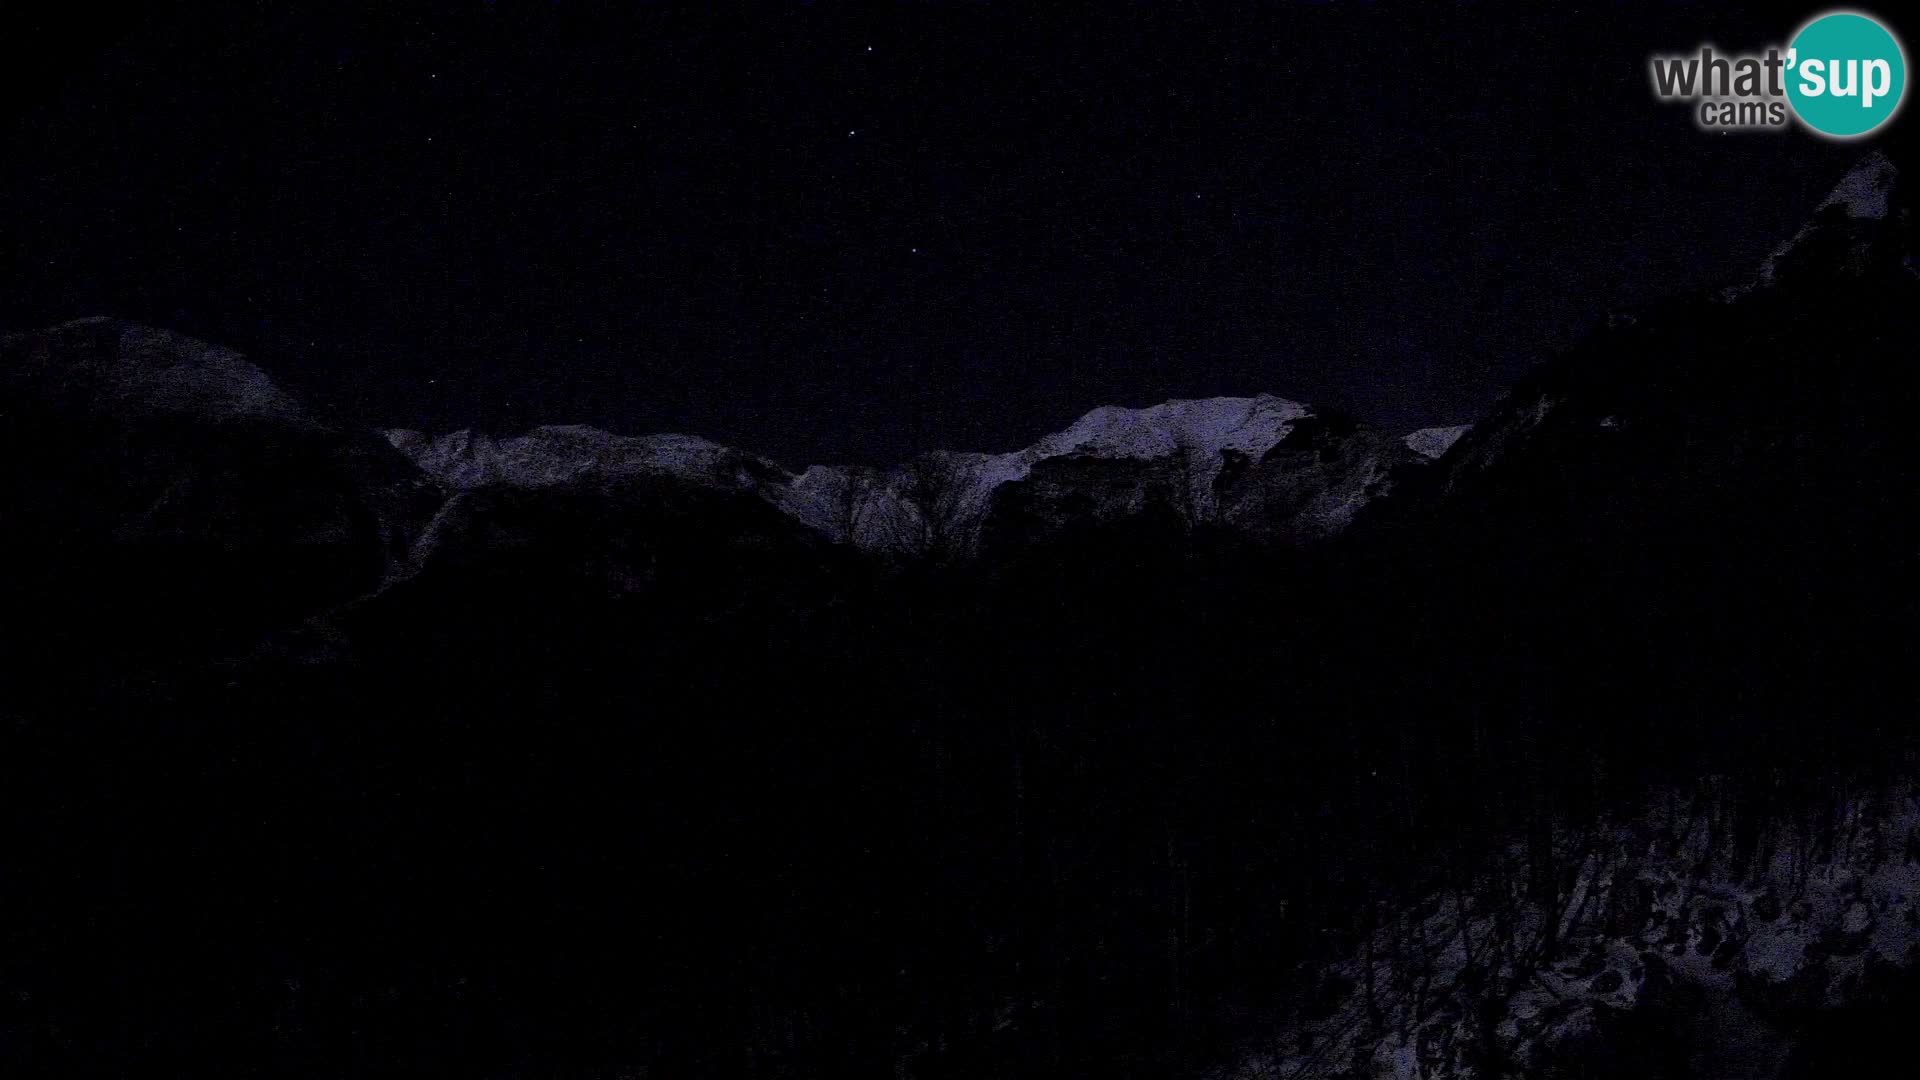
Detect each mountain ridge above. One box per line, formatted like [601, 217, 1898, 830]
[384, 393, 1461, 557]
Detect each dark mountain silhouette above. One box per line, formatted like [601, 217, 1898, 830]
[2, 151, 1917, 1078]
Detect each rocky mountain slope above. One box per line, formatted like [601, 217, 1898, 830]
[1201, 148, 1920, 1080]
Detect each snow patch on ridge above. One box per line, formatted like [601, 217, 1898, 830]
[1745, 152, 1901, 291]
[1404, 425, 1471, 460]
[1816, 150, 1897, 221]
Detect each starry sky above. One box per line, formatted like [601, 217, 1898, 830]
[0, 1, 1868, 464]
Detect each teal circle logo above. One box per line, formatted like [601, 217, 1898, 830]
[1786, 12, 1906, 138]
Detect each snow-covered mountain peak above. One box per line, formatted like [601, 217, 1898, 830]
[1032, 393, 1310, 463]
[893, 394, 1317, 547]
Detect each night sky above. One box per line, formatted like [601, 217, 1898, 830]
[0, 2, 1866, 464]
